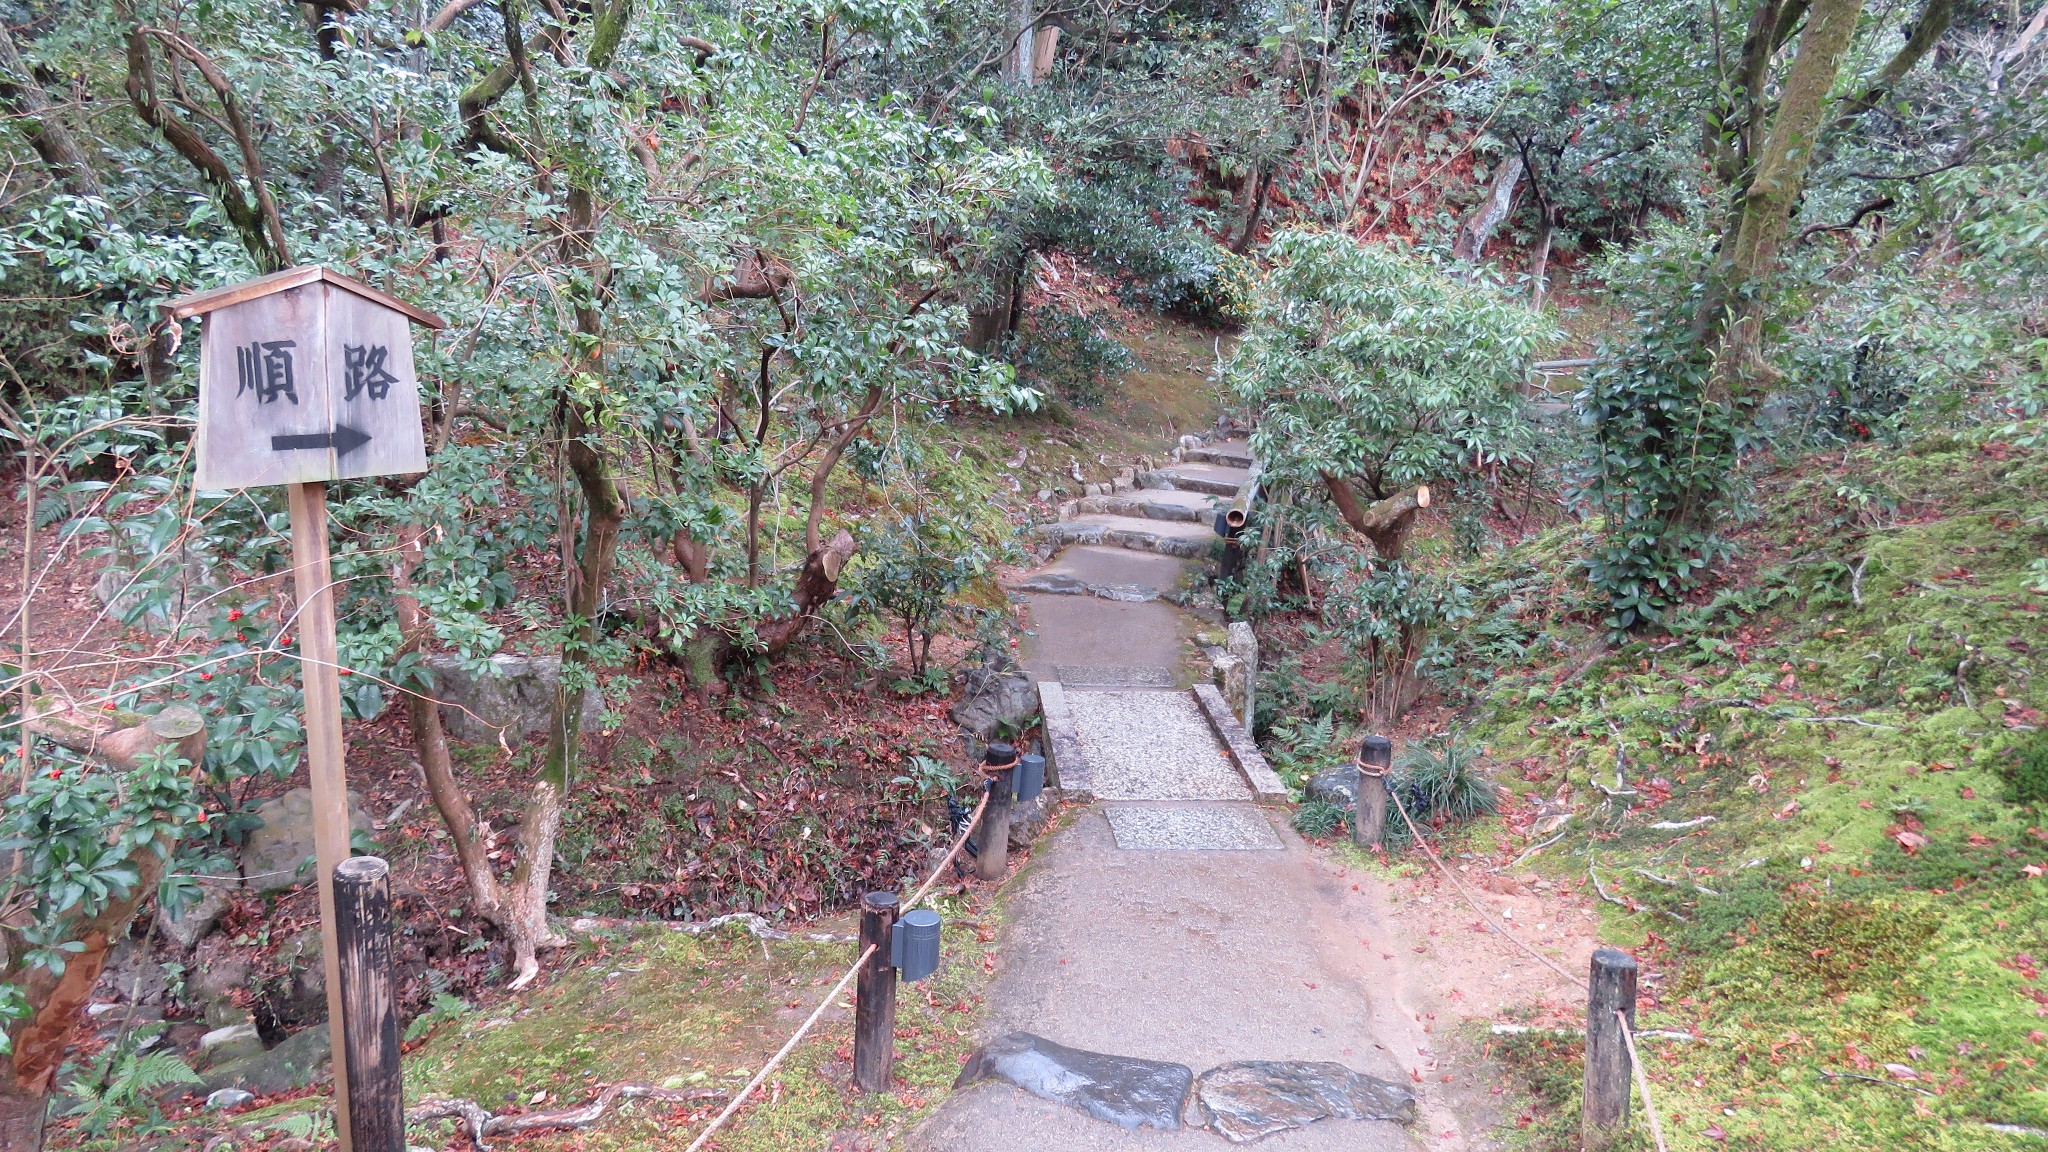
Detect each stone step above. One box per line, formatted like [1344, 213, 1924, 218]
[1183, 441, 1254, 469]
[1063, 488, 1221, 525]
[1138, 461, 1251, 498]
[1032, 514, 1219, 559]
[1011, 572, 1162, 602]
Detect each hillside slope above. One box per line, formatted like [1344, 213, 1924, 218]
[1467, 429, 2048, 1149]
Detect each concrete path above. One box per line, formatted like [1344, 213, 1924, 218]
[906, 441, 1433, 1151]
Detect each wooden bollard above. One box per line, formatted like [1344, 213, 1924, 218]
[1582, 947, 1639, 1150]
[1353, 735, 1391, 850]
[975, 744, 1017, 882]
[852, 891, 900, 1093]
[334, 857, 403, 1152]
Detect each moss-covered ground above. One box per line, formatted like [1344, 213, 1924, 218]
[395, 891, 1001, 1151]
[1457, 427, 2048, 1150]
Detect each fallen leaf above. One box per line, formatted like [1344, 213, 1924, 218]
[1894, 831, 1928, 853]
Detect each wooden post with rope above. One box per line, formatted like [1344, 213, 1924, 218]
[1354, 734, 1391, 850]
[975, 743, 1017, 881]
[1583, 947, 1639, 1150]
[852, 892, 900, 1093]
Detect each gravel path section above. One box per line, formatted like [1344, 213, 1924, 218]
[1066, 690, 1251, 801]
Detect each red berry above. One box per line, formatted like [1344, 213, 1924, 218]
[227, 609, 242, 622]
[47, 768, 61, 779]
[199, 673, 213, 681]
[235, 633, 247, 642]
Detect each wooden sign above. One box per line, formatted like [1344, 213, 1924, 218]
[168, 266, 446, 490]
[164, 267, 444, 1152]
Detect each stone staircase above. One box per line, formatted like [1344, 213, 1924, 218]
[1030, 436, 1255, 564]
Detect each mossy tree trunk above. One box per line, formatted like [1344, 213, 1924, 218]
[1697, 0, 1869, 396]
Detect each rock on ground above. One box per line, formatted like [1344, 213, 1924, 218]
[195, 1023, 265, 1071]
[1193, 1060, 1416, 1143]
[240, 787, 372, 892]
[93, 549, 217, 636]
[423, 652, 604, 743]
[1006, 786, 1062, 851]
[270, 926, 330, 1028]
[195, 1025, 332, 1096]
[156, 881, 235, 953]
[950, 667, 1041, 740]
[1305, 765, 1360, 808]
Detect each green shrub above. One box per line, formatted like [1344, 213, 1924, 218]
[1293, 799, 1350, 838]
[1387, 731, 1500, 842]
[1012, 308, 1135, 408]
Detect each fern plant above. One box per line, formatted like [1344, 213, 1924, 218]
[61, 1026, 199, 1138]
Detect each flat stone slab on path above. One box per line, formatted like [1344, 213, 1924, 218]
[1104, 804, 1282, 850]
[1067, 690, 1250, 801]
[955, 1031, 1194, 1131]
[1194, 1060, 1417, 1142]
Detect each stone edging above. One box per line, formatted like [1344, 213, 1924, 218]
[1037, 681, 1092, 799]
[1191, 683, 1289, 802]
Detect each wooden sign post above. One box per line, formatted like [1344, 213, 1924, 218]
[168, 267, 444, 1152]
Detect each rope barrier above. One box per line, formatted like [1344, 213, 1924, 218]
[905, 789, 990, 912]
[1387, 788, 1587, 990]
[679, 943, 875, 1152]
[1617, 1009, 1672, 1152]
[677, 784, 994, 1150]
[1387, 788, 1677, 1149]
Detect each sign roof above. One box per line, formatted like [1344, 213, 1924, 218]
[165, 265, 448, 330]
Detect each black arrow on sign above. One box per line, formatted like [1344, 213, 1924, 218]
[270, 424, 372, 458]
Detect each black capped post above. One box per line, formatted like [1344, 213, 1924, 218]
[334, 856, 403, 1152]
[853, 891, 901, 1093]
[1582, 947, 1639, 1150]
[1354, 734, 1392, 849]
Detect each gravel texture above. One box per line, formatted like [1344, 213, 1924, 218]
[1055, 665, 1177, 688]
[1065, 690, 1250, 801]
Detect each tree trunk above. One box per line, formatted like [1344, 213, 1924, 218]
[503, 387, 624, 989]
[0, 1078, 47, 1152]
[1528, 204, 1557, 308]
[2, 818, 183, 1152]
[756, 529, 857, 656]
[1836, 0, 1951, 124]
[1234, 167, 1272, 255]
[1699, 0, 1868, 395]
[392, 531, 507, 932]
[1452, 155, 1524, 263]
[1322, 477, 1431, 560]
[489, 0, 637, 991]
[0, 24, 105, 199]
[1005, 0, 1034, 84]
[3, 702, 199, 1150]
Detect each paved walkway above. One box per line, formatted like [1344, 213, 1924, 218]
[905, 443, 1436, 1150]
